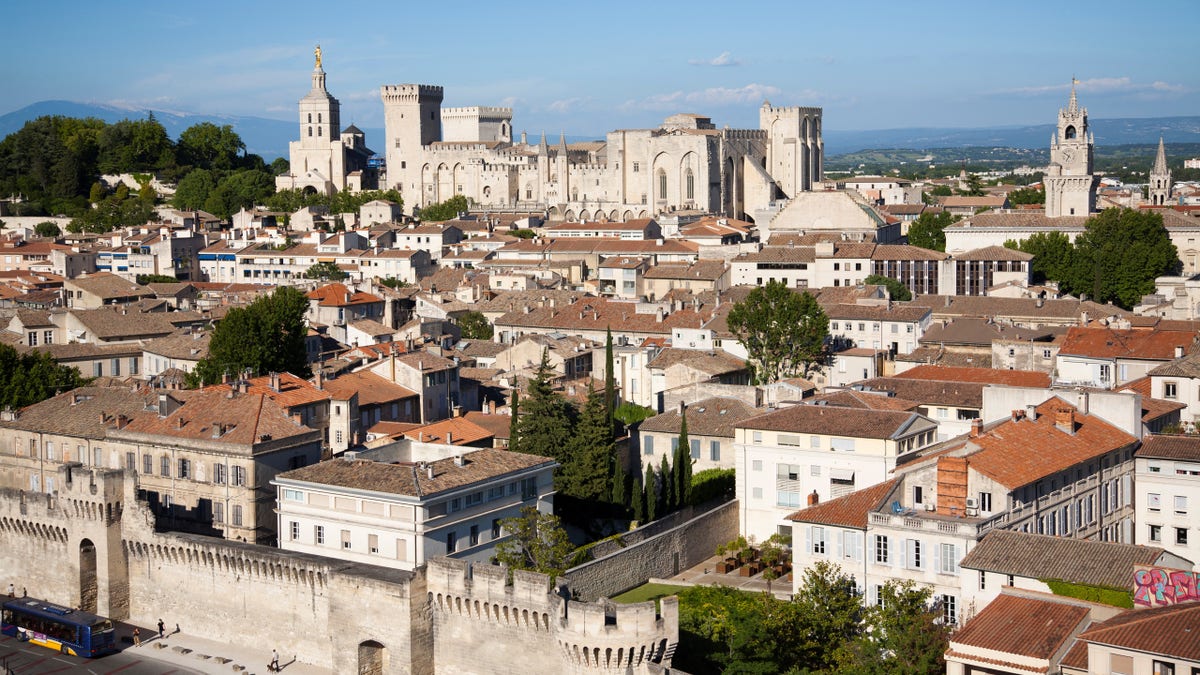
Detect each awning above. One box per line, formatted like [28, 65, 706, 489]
[830, 468, 855, 482]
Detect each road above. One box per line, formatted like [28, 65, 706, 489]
[0, 632, 201, 675]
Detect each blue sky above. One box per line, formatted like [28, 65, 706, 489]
[4, 0, 1196, 136]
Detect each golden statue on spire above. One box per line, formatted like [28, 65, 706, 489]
[314, 44, 322, 69]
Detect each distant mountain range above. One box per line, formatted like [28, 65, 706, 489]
[4, 100, 1200, 159]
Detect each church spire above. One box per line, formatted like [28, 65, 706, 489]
[311, 44, 327, 92]
[1067, 77, 1079, 115]
[1153, 136, 1168, 175]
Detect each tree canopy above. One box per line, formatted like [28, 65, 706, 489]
[510, 349, 575, 463]
[906, 210, 960, 252]
[727, 282, 829, 384]
[457, 311, 493, 340]
[304, 261, 348, 282]
[1005, 230, 1074, 286]
[0, 344, 88, 409]
[493, 506, 576, 578]
[1007, 186, 1045, 205]
[417, 194, 469, 221]
[862, 274, 912, 301]
[189, 286, 311, 386]
[1068, 208, 1179, 309]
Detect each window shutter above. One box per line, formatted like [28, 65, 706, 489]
[869, 535, 876, 562]
[853, 533, 863, 562]
[835, 530, 843, 559]
[933, 542, 940, 573]
[805, 526, 812, 554]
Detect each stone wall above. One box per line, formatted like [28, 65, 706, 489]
[564, 500, 739, 601]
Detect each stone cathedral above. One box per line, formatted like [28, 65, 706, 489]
[276, 47, 824, 221]
[1044, 80, 1099, 218]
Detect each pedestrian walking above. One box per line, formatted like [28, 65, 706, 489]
[269, 648, 280, 672]
[157, 619, 165, 639]
[5, 583, 12, 597]
[133, 628, 141, 647]
[175, 623, 180, 635]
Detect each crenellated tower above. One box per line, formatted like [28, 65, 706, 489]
[759, 102, 823, 198]
[381, 83, 445, 212]
[1045, 79, 1098, 217]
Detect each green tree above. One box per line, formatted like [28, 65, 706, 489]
[609, 459, 628, 507]
[177, 122, 245, 170]
[511, 349, 575, 464]
[862, 274, 912, 301]
[418, 194, 469, 221]
[957, 173, 984, 196]
[791, 560, 864, 671]
[644, 462, 658, 522]
[604, 327, 617, 437]
[493, 506, 575, 577]
[673, 408, 692, 507]
[270, 157, 291, 176]
[0, 344, 88, 409]
[136, 274, 179, 285]
[189, 286, 310, 386]
[304, 261, 348, 281]
[1007, 186, 1045, 205]
[561, 382, 613, 503]
[660, 454, 674, 512]
[906, 210, 959, 252]
[34, 221, 61, 238]
[1066, 208, 1180, 309]
[172, 168, 217, 210]
[457, 310, 493, 340]
[379, 277, 410, 289]
[1005, 230, 1074, 285]
[630, 469, 645, 521]
[928, 185, 953, 197]
[727, 282, 829, 384]
[674, 585, 762, 674]
[833, 580, 951, 675]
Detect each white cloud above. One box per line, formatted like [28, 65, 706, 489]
[689, 51, 741, 67]
[622, 84, 783, 111]
[999, 77, 1190, 96]
[547, 97, 586, 114]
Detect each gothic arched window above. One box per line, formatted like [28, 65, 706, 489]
[685, 169, 694, 201]
[658, 169, 667, 200]
[307, 127, 312, 137]
[1064, 125, 1077, 140]
[307, 113, 312, 123]
[318, 113, 322, 123]
[318, 127, 322, 137]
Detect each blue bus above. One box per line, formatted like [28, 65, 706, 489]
[1, 597, 115, 657]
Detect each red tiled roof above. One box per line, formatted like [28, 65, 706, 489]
[1057, 327, 1197, 360]
[894, 365, 1050, 388]
[306, 283, 382, 307]
[403, 417, 494, 445]
[1077, 603, 1200, 661]
[786, 479, 898, 529]
[949, 593, 1089, 660]
[1137, 433, 1200, 461]
[1117, 377, 1186, 423]
[204, 372, 330, 409]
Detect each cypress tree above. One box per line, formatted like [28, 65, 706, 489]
[660, 454, 674, 513]
[605, 327, 617, 436]
[644, 462, 657, 522]
[631, 469, 645, 522]
[508, 389, 520, 450]
[512, 348, 574, 464]
[563, 381, 613, 502]
[675, 407, 692, 507]
[609, 456, 627, 506]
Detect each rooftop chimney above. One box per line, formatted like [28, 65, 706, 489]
[1055, 408, 1076, 435]
[1176, 345, 1185, 359]
[1025, 404, 1037, 421]
[969, 418, 983, 438]
[427, 465, 435, 479]
[807, 490, 820, 506]
[446, 431, 454, 445]
[454, 454, 465, 467]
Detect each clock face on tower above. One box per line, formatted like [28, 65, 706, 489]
[1061, 147, 1075, 164]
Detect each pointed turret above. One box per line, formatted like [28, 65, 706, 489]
[1153, 137, 1169, 175]
[1067, 77, 1079, 115]
[559, 131, 568, 150]
[538, 130, 548, 155]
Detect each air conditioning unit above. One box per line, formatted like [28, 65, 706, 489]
[965, 507, 979, 517]
[965, 498, 979, 509]
[924, 503, 936, 512]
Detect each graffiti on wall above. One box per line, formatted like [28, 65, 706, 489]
[1133, 566, 1199, 607]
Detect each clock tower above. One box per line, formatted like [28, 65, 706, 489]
[1044, 80, 1098, 218]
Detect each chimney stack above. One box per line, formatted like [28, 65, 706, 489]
[807, 490, 820, 506]
[969, 418, 983, 438]
[1175, 345, 1185, 359]
[1055, 409, 1076, 434]
[1025, 404, 1038, 421]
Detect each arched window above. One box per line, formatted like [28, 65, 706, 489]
[685, 169, 694, 200]
[307, 127, 312, 137]
[658, 169, 667, 200]
[1065, 125, 1077, 140]
[307, 113, 312, 123]
[318, 127, 322, 137]
[318, 113, 322, 123]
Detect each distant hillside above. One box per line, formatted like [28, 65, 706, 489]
[4, 100, 1200, 161]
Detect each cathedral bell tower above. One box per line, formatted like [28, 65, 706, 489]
[299, 44, 340, 149]
[1149, 137, 1173, 206]
[1044, 79, 1098, 218]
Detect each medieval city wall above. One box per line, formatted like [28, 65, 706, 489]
[426, 558, 677, 674]
[564, 499, 739, 601]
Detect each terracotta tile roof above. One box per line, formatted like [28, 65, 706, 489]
[142, 330, 211, 360]
[30, 342, 142, 360]
[953, 211, 1088, 230]
[402, 417, 494, 446]
[1116, 377, 1186, 423]
[639, 397, 759, 437]
[1077, 603, 1200, 661]
[14, 309, 54, 327]
[948, 593, 1090, 662]
[910, 295, 1127, 323]
[959, 398, 1137, 489]
[920, 318, 1054, 346]
[732, 247, 816, 263]
[647, 348, 746, 376]
[598, 256, 648, 269]
[954, 245, 1034, 262]
[69, 308, 178, 341]
[1148, 347, 1200, 377]
[322, 370, 417, 406]
[824, 303, 931, 322]
[461, 411, 511, 441]
[881, 204, 926, 216]
[870, 244, 948, 261]
[894, 365, 1050, 388]
[1136, 434, 1200, 461]
[851, 377, 983, 408]
[786, 479, 898, 529]
[1058, 639, 1089, 670]
[277, 448, 554, 498]
[939, 195, 1008, 208]
[1058, 327, 1197, 360]
[306, 283, 383, 307]
[204, 372, 330, 409]
[66, 272, 155, 300]
[810, 389, 920, 411]
[643, 260, 727, 280]
[740, 405, 929, 440]
[959, 530, 1171, 589]
[495, 296, 712, 336]
[117, 389, 314, 447]
[895, 346, 992, 369]
[396, 350, 457, 373]
[0, 386, 158, 438]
